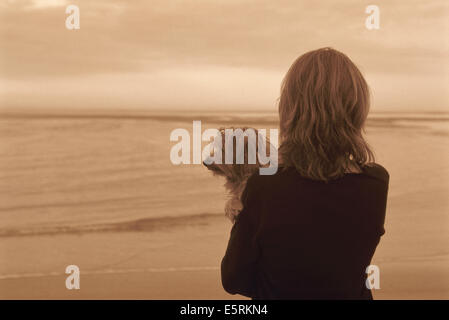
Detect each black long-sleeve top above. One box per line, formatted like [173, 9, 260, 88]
[221, 163, 389, 299]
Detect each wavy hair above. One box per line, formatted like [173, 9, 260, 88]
[278, 47, 374, 181]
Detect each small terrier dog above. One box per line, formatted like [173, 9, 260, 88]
[203, 127, 272, 222]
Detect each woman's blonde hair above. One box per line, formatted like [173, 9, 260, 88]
[278, 47, 374, 181]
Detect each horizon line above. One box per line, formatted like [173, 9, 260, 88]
[1, 106, 449, 116]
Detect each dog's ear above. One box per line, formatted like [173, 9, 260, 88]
[218, 164, 237, 181]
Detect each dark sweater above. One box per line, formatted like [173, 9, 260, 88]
[221, 163, 389, 299]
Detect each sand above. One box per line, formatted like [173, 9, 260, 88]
[0, 216, 241, 299]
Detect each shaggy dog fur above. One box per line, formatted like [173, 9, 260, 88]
[203, 127, 272, 222]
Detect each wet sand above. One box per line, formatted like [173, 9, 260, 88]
[0, 216, 238, 299]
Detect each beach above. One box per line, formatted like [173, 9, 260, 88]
[0, 216, 237, 299]
[0, 110, 448, 299]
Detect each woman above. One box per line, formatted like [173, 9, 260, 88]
[221, 47, 389, 299]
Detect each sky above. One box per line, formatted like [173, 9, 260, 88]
[0, 0, 448, 112]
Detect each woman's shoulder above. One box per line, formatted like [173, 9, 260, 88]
[246, 163, 390, 186]
[246, 167, 295, 191]
[361, 162, 390, 184]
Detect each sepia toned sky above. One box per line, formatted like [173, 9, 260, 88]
[0, 0, 448, 112]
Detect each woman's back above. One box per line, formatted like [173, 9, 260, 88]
[221, 163, 389, 299]
[221, 48, 389, 299]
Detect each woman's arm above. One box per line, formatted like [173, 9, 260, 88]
[221, 175, 260, 298]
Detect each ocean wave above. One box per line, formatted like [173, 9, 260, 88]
[0, 266, 220, 280]
[0, 109, 279, 125]
[0, 212, 224, 238]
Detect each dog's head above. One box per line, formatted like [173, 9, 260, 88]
[203, 127, 271, 186]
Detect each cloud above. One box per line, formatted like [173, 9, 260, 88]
[1, 0, 447, 77]
[28, 0, 69, 9]
[0, 0, 448, 110]
[0, 65, 284, 110]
